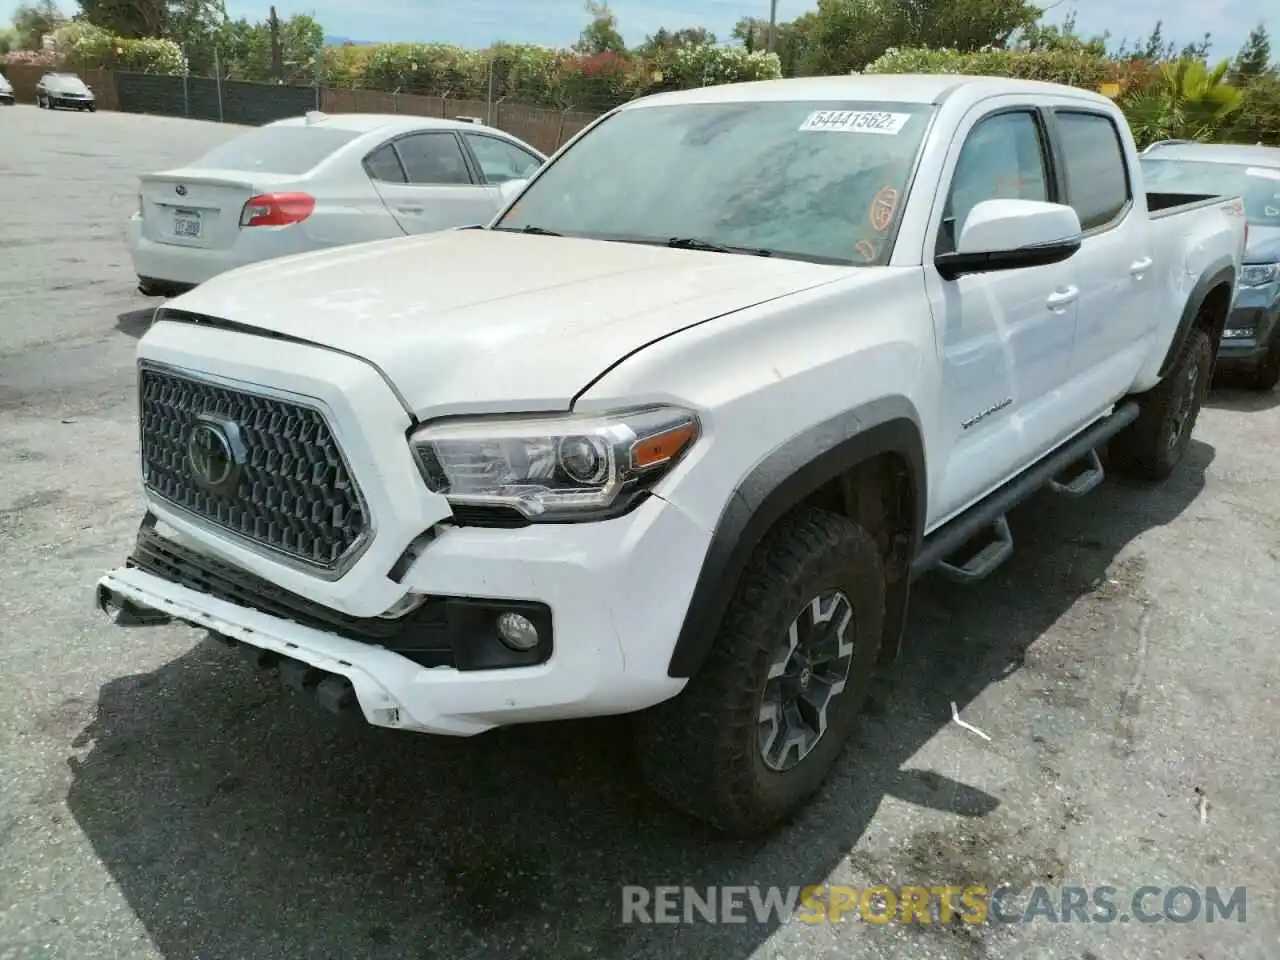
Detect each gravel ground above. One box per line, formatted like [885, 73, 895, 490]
[1, 105, 1278, 960]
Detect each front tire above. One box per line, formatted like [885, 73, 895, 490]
[632, 505, 885, 837]
[1109, 327, 1213, 482]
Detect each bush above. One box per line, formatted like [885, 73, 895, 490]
[67, 34, 183, 74]
[1233, 75, 1280, 145]
[361, 43, 487, 98]
[863, 46, 1159, 95]
[1, 48, 62, 67]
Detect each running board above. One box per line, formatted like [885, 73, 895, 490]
[1049, 449, 1105, 497]
[911, 402, 1139, 583]
[935, 515, 1013, 583]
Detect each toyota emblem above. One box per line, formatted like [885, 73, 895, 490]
[175, 184, 188, 196]
[186, 416, 245, 493]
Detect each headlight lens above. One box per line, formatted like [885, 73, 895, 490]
[409, 406, 700, 521]
[1240, 263, 1279, 287]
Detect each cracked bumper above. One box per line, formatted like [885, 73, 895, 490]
[95, 493, 706, 735]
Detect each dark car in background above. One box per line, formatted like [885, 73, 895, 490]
[36, 72, 96, 111]
[1141, 141, 1280, 391]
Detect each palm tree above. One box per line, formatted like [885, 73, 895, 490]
[1122, 56, 1244, 147]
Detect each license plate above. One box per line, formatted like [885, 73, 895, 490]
[173, 208, 202, 239]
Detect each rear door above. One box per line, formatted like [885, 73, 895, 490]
[368, 131, 499, 234]
[1044, 106, 1155, 405]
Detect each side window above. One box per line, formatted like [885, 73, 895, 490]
[1055, 111, 1131, 231]
[463, 133, 542, 183]
[937, 110, 1051, 255]
[394, 133, 473, 186]
[363, 143, 406, 183]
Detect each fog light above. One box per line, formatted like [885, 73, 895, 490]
[496, 611, 539, 651]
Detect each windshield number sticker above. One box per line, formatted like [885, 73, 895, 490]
[869, 186, 900, 232]
[799, 110, 911, 135]
[1245, 166, 1280, 181]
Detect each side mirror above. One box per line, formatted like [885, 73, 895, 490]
[498, 178, 527, 203]
[936, 199, 1082, 281]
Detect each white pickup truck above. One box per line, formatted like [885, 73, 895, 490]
[97, 74, 1248, 837]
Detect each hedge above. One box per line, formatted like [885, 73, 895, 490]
[864, 46, 1277, 145]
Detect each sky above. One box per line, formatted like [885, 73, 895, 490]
[37, 0, 1272, 63]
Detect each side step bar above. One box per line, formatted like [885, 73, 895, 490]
[912, 402, 1139, 583]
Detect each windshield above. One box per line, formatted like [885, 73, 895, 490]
[189, 125, 362, 175]
[49, 74, 88, 92]
[493, 99, 936, 265]
[1140, 157, 1280, 225]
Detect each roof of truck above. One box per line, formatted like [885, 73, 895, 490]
[623, 73, 1116, 109]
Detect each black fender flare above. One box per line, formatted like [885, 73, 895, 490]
[1157, 260, 1236, 378]
[667, 397, 926, 679]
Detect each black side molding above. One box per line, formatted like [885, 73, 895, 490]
[667, 398, 926, 679]
[910, 401, 1139, 580]
[1156, 261, 1235, 378]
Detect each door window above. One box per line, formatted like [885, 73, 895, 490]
[1054, 111, 1131, 231]
[463, 133, 542, 183]
[364, 143, 407, 183]
[394, 133, 473, 186]
[937, 110, 1051, 255]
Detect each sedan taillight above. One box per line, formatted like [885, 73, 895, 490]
[240, 192, 315, 227]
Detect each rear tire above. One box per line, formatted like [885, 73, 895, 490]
[631, 505, 885, 837]
[1109, 327, 1213, 482]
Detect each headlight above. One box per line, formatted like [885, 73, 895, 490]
[409, 406, 700, 521]
[1241, 263, 1279, 287]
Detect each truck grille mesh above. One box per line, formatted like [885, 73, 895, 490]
[138, 365, 368, 570]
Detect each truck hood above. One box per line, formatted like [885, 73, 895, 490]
[1244, 224, 1280, 264]
[165, 229, 856, 417]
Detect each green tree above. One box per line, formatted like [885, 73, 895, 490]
[11, 0, 65, 48]
[1014, 10, 1108, 57]
[1231, 24, 1273, 83]
[574, 0, 625, 55]
[634, 26, 714, 58]
[1122, 56, 1244, 146]
[75, 0, 166, 37]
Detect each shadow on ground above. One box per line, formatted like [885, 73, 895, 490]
[116, 307, 157, 339]
[65, 440, 1214, 960]
[1206, 379, 1280, 414]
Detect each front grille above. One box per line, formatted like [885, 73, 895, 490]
[138, 364, 369, 571]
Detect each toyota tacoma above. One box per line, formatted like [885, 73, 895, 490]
[96, 75, 1247, 837]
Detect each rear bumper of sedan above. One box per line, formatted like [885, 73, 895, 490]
[126, 214, 323, 290]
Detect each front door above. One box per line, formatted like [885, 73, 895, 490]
[922, 103, 1081, 528]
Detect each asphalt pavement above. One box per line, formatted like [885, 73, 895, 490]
[0, 105, 1277, 960]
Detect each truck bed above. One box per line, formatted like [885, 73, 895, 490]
[1146, 190, 1232, 218]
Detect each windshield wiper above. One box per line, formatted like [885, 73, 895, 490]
[667, 237, 773, 257]
[490, 224, 563, 236]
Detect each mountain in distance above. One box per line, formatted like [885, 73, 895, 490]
[323, 35, 378, 46]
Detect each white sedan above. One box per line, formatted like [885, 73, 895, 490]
[127, 112, 546, 297]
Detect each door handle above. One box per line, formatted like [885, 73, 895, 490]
[1046, 286, 1079, 310]
[1129, 257, 1152, 277]
[397, 206, 424, 215]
